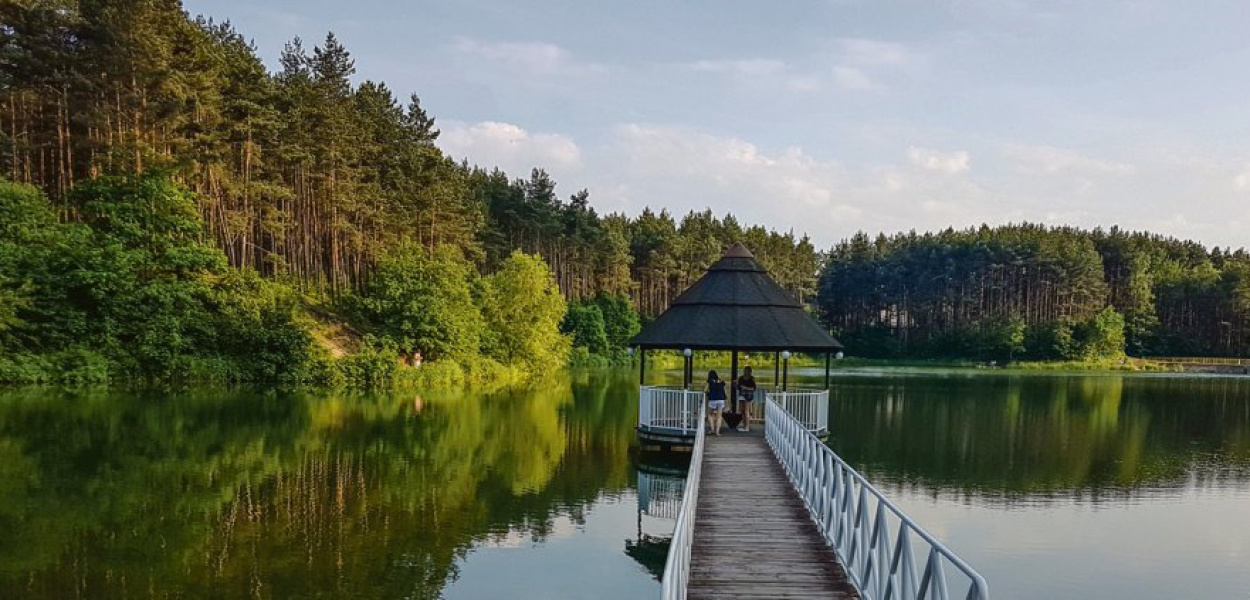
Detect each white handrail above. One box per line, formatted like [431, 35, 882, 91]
[639, 386, 703, 435]
[660, 397, 707, 599]
[764, 389, 829, 435]
[765, 397, 990, 600]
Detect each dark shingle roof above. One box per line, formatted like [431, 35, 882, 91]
[630, 243, 843, 351]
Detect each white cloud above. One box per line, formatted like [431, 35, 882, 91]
[907, 146, 971, 174]
[437, 119, 1249, 252]
[689, 58, 788, 77]
[832, 66, 878, 91]
[684, 57, 830, 94]
[450, 37, 605, 75]
[608, 124, 856, 220]
[829, 38, 924, 92]
[1233, 163, 1250, 190]
[1002, 144, 1134, 175]
[594, 125, 1012, 240]
[439, 121, 583, 175]
[838, 38, 920, 68]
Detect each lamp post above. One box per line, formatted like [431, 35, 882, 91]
[781, 350, 791, 391]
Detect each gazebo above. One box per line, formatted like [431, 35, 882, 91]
[630, 243, 843, 445]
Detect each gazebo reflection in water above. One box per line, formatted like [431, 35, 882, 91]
[629, 243, 843, 448]
[624, 459, 687, 581]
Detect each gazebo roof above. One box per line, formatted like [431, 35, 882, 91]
[630, 243, 843, 351]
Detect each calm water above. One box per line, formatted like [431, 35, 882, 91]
[815, 368, 1250, 600]
[1, 370, 1248, 599]
[0, 372, 659, 599]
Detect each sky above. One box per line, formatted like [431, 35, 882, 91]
[183, 0, 1250, 251]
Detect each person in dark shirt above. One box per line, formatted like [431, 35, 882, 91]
[705, 370, 727, 436]
[737, 366, 758, 432]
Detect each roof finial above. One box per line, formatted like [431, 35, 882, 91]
[724, 242, 754, 258]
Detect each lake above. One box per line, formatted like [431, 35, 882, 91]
[0, 369, 1247, 598]
[821, 368, 1250, 599]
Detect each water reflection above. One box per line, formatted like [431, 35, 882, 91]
[799, 370, 1250, 599]
[625, 463, 684, 581]
[823, 373, 1250, 502]
[0, 371, 648, 599]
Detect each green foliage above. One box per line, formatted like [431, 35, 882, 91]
[561, 302, 609, 356]
[0, 180, 46, 337]
[594, 293, 641, 355]
[1074, 307, 1127, 361]
[479, 252, 571, 374]
[821, 224, 1250, 360]
[208, 269, 314, 381]
[345, 244, 483, 361]
[977, 316, 1027, 362]
[0, 174, 315, 383]
[567, 346, 611, 368]
[334, 335, 400, 387]
[63, 174, 224, 377]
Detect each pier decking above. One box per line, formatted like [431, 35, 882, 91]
[689, 431, 858, 599]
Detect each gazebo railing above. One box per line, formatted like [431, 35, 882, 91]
[639, 386, 703, 435]
[639, 386, 828, 437]
[763, 388, 829, 435]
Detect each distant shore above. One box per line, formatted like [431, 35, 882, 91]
[829, 357, 1250, 374]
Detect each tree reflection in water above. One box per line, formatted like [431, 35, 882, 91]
[0, 370, 640, 599]
[827, 373, 1250, 503]
[3, 371, 1246, 597]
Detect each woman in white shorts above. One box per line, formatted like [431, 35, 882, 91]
[705, 370, 728, 435]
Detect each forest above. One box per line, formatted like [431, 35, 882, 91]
[2, 1, 1247, 384]
[0, 0, 819, 383]
[818, 225, 1250, 361]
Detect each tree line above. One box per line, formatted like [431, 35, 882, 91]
[0, 0, 821, 315]
[818, 225, 1250, 360]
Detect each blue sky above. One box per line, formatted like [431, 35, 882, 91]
[184, 0, 1250, 249]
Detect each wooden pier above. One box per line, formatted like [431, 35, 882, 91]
[688, 431, 859, 599]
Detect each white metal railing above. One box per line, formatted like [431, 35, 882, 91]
[639, 386, 703, 434]
[763, 388, 830, 435]
[660, 397, 707, 599]
[765, 398, 990, 600]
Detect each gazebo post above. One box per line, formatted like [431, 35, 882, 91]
[782, 351, 790, 392]
[730, 350, 739, 412]
[683, 348, 693, 389]
[639, 348, 647, 386]
[685, 352, 695, 390]
[825, 352, 831, 389]
[774, 352, 780, 389]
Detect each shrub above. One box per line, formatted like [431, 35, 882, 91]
[344, 244, 483, 362]
[561, 302, 609, 356]
[478, 252, 571, 374]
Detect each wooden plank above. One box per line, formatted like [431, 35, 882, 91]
[687, 434, 860, 599]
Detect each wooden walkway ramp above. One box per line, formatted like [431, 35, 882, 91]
[689, 432, 859, 599]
